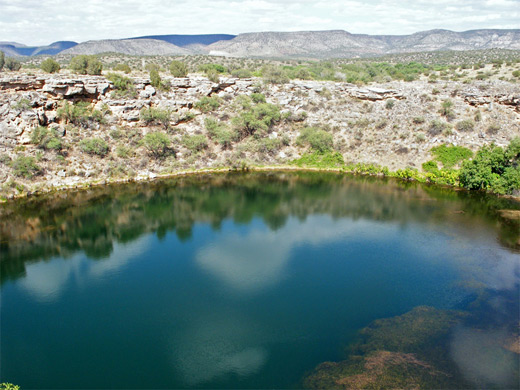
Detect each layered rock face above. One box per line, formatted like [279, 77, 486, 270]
[0, 73, 519, 198]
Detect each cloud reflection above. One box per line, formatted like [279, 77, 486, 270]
[172, 314, 268, 386]
[450, 325, 518, 388]
[20, 235, 151, 302]
[196, 215, 384, 293]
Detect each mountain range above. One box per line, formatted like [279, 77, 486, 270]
[1, 29, 519, 59]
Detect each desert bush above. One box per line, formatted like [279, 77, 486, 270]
[11, 155, 42, 178]
[232, 103, 281, 139]
[231, 68, 252, 78]
[57, 102, 104, 128]
[428, 120, 450, 135]
[140, 107, 171, 129]
[250, 93, 266, 103]
[113, 63, 131, 73]
[262, 65, 289, 84]
[79, 138, 109, 156]
[385, 99, 395, 109]
[296, 127, 334, 153]
[143, 132, 170, 157]
[70, 55, 102, 75]
[182, 134, 208, 152]
[194, 96, 221, 113]
[107, 72, 133, 91]
[439, 99, 455, 120]
[40, 58, 60, 73]
[205, 118, 234, 148]
[486, 123, 500, 134]
[169, 60, 188, 77]
[0, 51, 4, 70]
[31, 126, 63, 151]
[455, 119, 475, 132]
[4, 57, 21, 71]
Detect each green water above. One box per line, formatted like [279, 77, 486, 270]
[1, 172, 519, 389]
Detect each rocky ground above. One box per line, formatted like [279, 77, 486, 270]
[0, 70, 519, 199]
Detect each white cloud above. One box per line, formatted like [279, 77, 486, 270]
[0, 0, 518, 45]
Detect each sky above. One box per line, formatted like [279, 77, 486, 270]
[1, 0, 519, 46]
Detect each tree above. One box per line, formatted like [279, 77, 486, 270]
[70, 55, 103, 75]
[459, 138, 520, 195]
[5, 57, 21, 71]
[169, 60, 188, 77]
[0, 51, 4, 71]
[40, 58, 60, 73]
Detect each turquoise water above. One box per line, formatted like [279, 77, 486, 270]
[1, 172, 519, 389]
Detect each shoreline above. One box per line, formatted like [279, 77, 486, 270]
[2, 164, 519, 204]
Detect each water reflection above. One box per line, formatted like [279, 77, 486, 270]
[19, 236, 151, 302]
[196, 216, 385, 293]
[2, 172, 518, 287]
[451, 325, 518, 388]
[172, 314, 268, 386]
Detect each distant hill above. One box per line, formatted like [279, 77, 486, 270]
[207, 29, 520, 58]
[0, 41, 77, 57]
[2, 29, 519, 59]
[61, 39, 190, 56]
[128, 34, 235, 47]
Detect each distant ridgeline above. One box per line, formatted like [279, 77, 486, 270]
[128, 34, 236, 47]
[2, 29, 519, 59]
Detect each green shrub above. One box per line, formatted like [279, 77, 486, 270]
[143, 132, 170, 157]
[431, 144, 473, 168]
[257, 138, 282, 154]
[57, 102, 104, 128]
[439, 99, 455, 120]
[0, 51, 4, 70]
[70, 55, 102, 75]
[31, 126, 63, 151]
[194, 96, 221, 113]
[296, 127, 333, 153]
[169, 60, 188, 77]
[198, 63, 226, 74]
[113, 63, 131, 73]
[140, 107, 171, 129]
[182, 134, 208, 152]
[412, 116, 426, 124]
[79, 138, 109, 156]
[422, 160, 439, 173]
[4, 57, 21, 71]
[460, 138, 520, 194]
[205, 118, 234, 148]
[291, 151, 344, 168]
[385, 99, 395, 109]
[107, 72, 133, 91]
[231, 68, 252, 78]
[250, 93, 266, 103]
[455, 119, 475, 132]
[232, 102, 281, 138]
[262, 65, 289, 84]
[11, 155, 42, 178]
[428, 120, 450, 136]
[40, 58, 60, 73]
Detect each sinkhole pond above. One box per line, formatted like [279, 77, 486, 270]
[1, 172, 519, 389]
